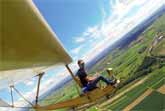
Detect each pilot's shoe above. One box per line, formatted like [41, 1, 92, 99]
[111, 79, 117, 85]
[113, 79, 120, 88]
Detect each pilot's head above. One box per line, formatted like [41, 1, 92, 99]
[78, 59, 85, 69]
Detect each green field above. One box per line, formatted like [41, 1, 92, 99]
[133, 91, 164, 111]
[152, 38, 165, 56]
[37, 13, 165, 111]
[105, 67, 165, 111]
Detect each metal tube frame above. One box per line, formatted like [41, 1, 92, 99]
[65, 64, 81, 95]
[35, 72, 44, 105]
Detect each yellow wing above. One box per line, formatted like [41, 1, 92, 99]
[0, 0, 72, 89]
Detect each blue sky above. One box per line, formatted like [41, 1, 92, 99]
[0, 0, 164, 110]
[32, 0, 110, 59]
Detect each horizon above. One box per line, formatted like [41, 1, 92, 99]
[0, 0, 164, 110]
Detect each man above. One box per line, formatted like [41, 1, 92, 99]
[76, 60, 116, 93]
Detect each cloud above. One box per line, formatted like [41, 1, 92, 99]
[74, 37, 86, 43]
[12, 70, 70, 108]
[71, 45, 83, 55]
[23, 78, 36, 87]
[0, 108, 15, 111]
[24, 80, 35, 86]
[75, 25, 102, 41]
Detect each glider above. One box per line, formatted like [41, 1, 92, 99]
[0, 0, 119, 110]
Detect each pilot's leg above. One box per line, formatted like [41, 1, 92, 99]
[92, 75, 113, 85]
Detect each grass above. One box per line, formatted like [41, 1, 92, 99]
[39, 81, 79, 105]
[106, 67, 165, 111]
[152, 38, 165, 56]
[132, 91, 165, 111]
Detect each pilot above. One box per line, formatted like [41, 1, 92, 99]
[76, 60, 116, 93]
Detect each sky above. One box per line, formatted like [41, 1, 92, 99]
[0, 0, 164, 110]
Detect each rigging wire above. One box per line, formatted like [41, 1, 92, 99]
[0, 105, 34, 109]
[12, 86, 34, 107]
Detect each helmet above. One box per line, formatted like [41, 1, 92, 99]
[77, 59, 84, 65]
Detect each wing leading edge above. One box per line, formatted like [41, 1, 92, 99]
[0, 0, 72, 89]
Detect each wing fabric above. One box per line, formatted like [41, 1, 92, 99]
[0, 0, 72, 89]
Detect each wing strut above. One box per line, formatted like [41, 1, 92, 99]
[35, 72, 44, 105]
[10, 86, 14, 107]
[11, 85, 33, 107]
[65, 64, 81, 95]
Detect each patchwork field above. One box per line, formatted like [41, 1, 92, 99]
[102, 68, 165, 111]
[132, 90, 164, 111]
[152, 38, 165, 56]
[157, 85, 165, 94]
[123, 88, 153, 111]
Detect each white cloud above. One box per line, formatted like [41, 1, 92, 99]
[0, 108, 16, 111]
[71, 45, 83, 55]
[101, 7, 107, 20]
[23, 78, 36, 87]
[12, 70, 70, 108]
[24, 80, 35, 86]
[74, 37, 86, 43]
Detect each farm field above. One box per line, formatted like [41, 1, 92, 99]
[104, 67, 165, 111]
[132, 91, 164, 111]
[152, 38, 165, 56]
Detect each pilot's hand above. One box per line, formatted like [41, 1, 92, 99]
[95, 72, 100, 77]
[86, 76, 95, 82]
